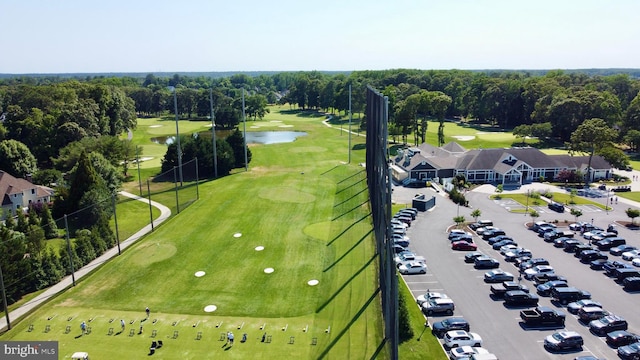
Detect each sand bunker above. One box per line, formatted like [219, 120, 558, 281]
[451, 135, 475, 141]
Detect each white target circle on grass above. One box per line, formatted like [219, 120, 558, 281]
[307, 279, 319, 286]
[233, 233, 242, 238]
[264, 268, 274, 274]
[195, 271, 206, 277]
[255, 246, 264, 251]
[204, 305, 217, 312]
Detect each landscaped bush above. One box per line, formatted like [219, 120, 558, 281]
[448, 187, 467, 206]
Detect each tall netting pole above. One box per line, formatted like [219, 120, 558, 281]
[365, 86, 396, 359]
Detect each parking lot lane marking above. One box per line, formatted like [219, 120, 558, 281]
[406, 281, 439, 285]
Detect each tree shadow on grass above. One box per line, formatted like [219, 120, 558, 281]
[316, 287, 381, 359]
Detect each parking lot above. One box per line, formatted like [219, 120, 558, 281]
[396, 184, 640, 359]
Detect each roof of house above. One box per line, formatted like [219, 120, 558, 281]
[0, 171, 53, 205]
[394, 142, 613, 174]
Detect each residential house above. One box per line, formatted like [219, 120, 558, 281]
[0, 171, 54, 218]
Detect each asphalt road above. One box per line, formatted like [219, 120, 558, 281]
[395, 184, 640, 360]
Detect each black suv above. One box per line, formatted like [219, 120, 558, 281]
[548, 202, 565, 212]
[431, 317, 470, 337]
[474, 256, 500, 269]
[589, 315, 628, 336]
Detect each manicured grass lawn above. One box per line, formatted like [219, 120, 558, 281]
[398, 278, 447, 360]
[1, 108, 386, 359]
[491, 192, 611, 211]
[616, 191, 640, 202]
[418, 121, 541, 150]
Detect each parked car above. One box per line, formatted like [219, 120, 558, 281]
[551, 287, 591, 305]
[398, 261, 427, 275]
[533, 273, 567, 285]
[504, 248, 532, 262]
[532, 221, 555, 232]
[519, 258, 549, 271]
[520, 306, 566, 327]
[490, 281, 529, 298]
[617, 341, 640, 360]
[492, 239, 517, 250]
[596, 237, 626, 251]
[486, 235, 513, 245]
[443, 330, 483, 348]
[464, 252, 485, 263]
[416, 291, 448, 306]
[449, 229, 469, 239]
[431, 317, 470, 337]
[448, 346, 491, 359]
[583, 229, 604, 240]
[452, 241, 478, 251]
[569, 222, 586, 231]
[544, 331, 584, 351]
[589, 315, 628, 336]
[484, 269, 514, 283]
[606, 330, 640, 348]
[469, 220, 493, 230]
[623, 277, 640, 291]
[524, 265, 555, 280]
[504, 290, 539, 307]
[591, 232, 619, 244]
[590, 259, 610, 270]
[604, 260, 633, 276]
[579, 249, 608, 263]
[474, 256, 500, 269]
[610, 245, 637, 256]
[553, 237, 573, 248]
[563, 240, 585, 253]
[394, 252, 425, 266]
[475, 226, 497, 236]
[566, 299, 602, 314]
[548, 202, 565, 213]
[622, 249, 640, 261]
[615, 268, 640, 282]
[577, 306, 609, 322]
[482, 229, 506, 241]
[422, 298, 455, 316]
[631, 257, 640, 266]
[536, 280, 569, 296]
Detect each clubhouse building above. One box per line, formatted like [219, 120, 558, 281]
[391, 142, 613, 186]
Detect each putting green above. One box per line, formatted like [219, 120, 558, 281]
[289, 146, 327, 153]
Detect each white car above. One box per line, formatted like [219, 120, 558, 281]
[448, 229, 467, 239]
[622, 249, 640, 261]
[443, 330, 483, 348]
[449, 346, 490, 359]
[416, 291, 448, 305]
[632, 258, 640, 267]
[524, 265, 554, 279]
[398, 261, 427, 275]
[394, 252, 425, 266]
[499, 244, 518, 255]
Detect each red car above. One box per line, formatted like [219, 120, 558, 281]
[452, 241, 478, 251]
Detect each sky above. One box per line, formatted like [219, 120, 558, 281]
[2, 0, 639, 74]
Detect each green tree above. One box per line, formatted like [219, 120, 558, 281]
[398, 283, 414, 343]
[570, 208, 583, 223]
[529, 210, 539, 226]
[512, 124, 531, 145]
[40, 204, 59, 239]
[453, 215, 466, 228]
[623, 129, 640, 153]
[569, 118, 618, 185]
[626, 208, 640, 225]
[0, 139, 38, 178]
[227, 129, 252, 168]
[470, 209, 482, 223]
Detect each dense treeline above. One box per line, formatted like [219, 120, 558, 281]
[2, 68, 640, 306]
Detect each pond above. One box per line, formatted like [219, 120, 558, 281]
[151, 131, 307, 145]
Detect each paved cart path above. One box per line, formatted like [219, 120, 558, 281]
[0, 191, 171, 332]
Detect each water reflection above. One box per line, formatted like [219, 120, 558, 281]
[151, 131, 307, 145]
